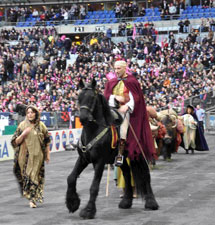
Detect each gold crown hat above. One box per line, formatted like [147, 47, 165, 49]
[114, 60, 127, 68]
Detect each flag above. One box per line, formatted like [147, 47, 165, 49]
[132, 24, 136, 40]
[144, 46, 148, 55]
[106, 72, 116, 80]
[203, 93, 207, 100]
[69, 111, 72, 129]
[161, 35, 164, 49]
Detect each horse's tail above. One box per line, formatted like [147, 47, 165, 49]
[130, 156, 152, 199]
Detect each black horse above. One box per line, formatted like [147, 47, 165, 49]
[66, 78, 159, 219]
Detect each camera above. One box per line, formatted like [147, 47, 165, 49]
[14, 104, 27, 117]
[9, 104, 27, 125]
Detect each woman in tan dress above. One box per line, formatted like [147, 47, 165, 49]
[182, 105, 197, 154]
[11, 105, 50, 208]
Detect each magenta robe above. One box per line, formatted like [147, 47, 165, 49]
[104, 75, 155, 161]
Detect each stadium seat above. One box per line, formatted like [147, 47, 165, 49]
[112, 18, 117, 23]
[134, 17, 142, 22]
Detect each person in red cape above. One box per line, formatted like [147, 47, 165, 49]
[104, 60, 156, 162]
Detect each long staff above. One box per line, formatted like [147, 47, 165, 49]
[127, 118, 151, 170]
[105, 164, 111, 197]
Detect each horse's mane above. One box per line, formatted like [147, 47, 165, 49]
[98, 93, 114, 126]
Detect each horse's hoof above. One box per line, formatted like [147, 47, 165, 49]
[79, 205, 96, 219]
[118, 198, 132, 209]
[66, 193, 81, 213]
[145, 196, 159, 210]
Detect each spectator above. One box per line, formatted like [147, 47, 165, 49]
[169, 3, 177, 20]
[132, 2, 139, 18]
[161, 0, 169, 11]
[195, 104, 205, 133]
[79, 5, 86, 20]
[184, 19, 190, 33]
[178, 20, 184, 33]
[181, 105, 209, 154]
[115, 3, 121, 18]
[32, 9, 39, 18]
[179, 0, 185, 15]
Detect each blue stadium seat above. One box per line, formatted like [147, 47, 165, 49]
[179, 15, 187, 20]
[141, 17, 147, 22]
[187, 14, 194, 19]
[89, 15, 95, 19]
[147, 16, 153, 21]
[107, 14, 113, 18]
[104, 18, 111, 23]
[187, 9, 194, 13]
[16, 22, 24, 27]
[99, 14, 105, 18]
[134, 17, 141, 22]
[94, 14, 100, 19]
[112, 18, 118, 23]
[24, 22, 30, 26]
[155, 11, 161, 16]
[204, 14, 211, 18]
[192, 14, 199, 19]
[74, 20, 81, 25]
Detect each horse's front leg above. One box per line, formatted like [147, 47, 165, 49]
[66, 156, 88, 213]
[79, 161, 105, 219]
[118, 157, 133, 209]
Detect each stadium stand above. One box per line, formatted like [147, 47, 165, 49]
[0, 0, 215, 118]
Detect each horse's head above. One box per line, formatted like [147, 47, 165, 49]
[78, 78, 98, 125]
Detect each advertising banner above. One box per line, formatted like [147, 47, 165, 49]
[209, 115, 215, 128]
[0, 135, 14, 161]
[48, 128, 82, 153]
[40, 112, 52, 127]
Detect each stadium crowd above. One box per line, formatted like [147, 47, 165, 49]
[0, 25, 215, 114]
[3, 4, 86, 23]
[1, 1, 215, 24]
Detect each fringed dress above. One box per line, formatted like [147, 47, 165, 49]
[11, 120, 50, 204]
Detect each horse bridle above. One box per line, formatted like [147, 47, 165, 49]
[79, 87, 97, 122]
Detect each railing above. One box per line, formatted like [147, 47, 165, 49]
[2, 111, 79, 131]
[1, 93, 215, 134]
[0, 13, 212, 29]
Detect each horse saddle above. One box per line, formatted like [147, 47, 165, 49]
[110, 108, 123, 126]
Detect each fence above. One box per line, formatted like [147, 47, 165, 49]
[0, 111, 81, 134]
[1, 92, 215, 134]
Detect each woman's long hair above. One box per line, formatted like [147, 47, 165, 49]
[25, 105, 40, 125]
